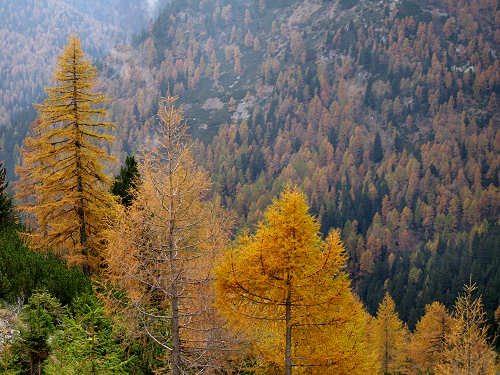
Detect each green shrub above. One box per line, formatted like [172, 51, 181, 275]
[45, 293, 130, 374]
[0, 227, 91, 305]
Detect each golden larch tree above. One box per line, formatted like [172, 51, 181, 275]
[408, 301, 451, 374]
[215, 188, 378, 375]
[15, 35, 115, 275]
[434, 282, 497, 375]
[104, 96, 236, 375]
[373, 292, 410, 374]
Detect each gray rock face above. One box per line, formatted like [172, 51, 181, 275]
[0, 300, 22, 353]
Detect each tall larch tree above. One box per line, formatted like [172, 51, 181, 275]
[434, 282, 497, 375]
[215, 188, 378, 375]
[374, 292, 409, 374]
[105, 96, 236, 375]
[15, 35, 115, 275]
[408, 301, 451, 374]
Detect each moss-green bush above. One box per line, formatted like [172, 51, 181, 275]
[0, 227, 91, 305]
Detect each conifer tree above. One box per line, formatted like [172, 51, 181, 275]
[374, 292, 409, 374]
[215, 188, 378, 375]
[15, 35, 115, 275]
[371, 132, 384, 163]
[44, 294, 129, 375]
[0, 160, 14, 228]
[111, 155, 139, 207]
[105, 96, 235, 375]
[408, 301, 451, 374]
[3, 292, 63, 375]
[434, 282, 497, 375]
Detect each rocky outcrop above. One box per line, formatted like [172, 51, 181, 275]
[0, 300, 22, 353]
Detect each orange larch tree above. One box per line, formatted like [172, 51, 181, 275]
[434, 282, 497, 375]
[215, 188, 378, 375]
[15, 35, 115, 275]
[105, 96, 236, 375]
[373, 292, 410, 374]
[408, 301, 451, 374]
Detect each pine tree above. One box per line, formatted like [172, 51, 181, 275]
[434, 282, 497, 375]
[4, 292, 63, 375]
[371, 132, 384, 163]
[111, 155, 139, 207]
[44, 294, 129, 375]
[0, 160, 14, 228]
[373, 292, 409, 374]
[215, 188, 378, 375]
[15, 35, 115, 275]
[105, 96, 235, 375]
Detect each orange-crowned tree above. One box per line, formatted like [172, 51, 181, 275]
[215, 188, 378, 375]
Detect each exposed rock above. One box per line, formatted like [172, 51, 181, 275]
[0, 299, 22, 353]
[202, 97, 224, 111]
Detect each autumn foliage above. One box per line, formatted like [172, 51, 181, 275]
[434, 282, 497, 375]
[15, 35, 115, 275]
[104, 96, 235, 374]
[2, 0, 499, 368]
[373, 292, 410, 374]
[408, 301, 451, 374]
[215, 188, 378, 374]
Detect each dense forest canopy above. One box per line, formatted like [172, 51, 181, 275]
[0, 0, 499, 373]
[93, 0, 500, 329]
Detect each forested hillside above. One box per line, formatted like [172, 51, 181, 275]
[0, 0, 159, 164]
[93, 0, 500, 330]
[0, 0, 499, 367]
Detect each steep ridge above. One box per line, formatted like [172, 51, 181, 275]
[101, 0, 499, 330]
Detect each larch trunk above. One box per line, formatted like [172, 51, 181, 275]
[168, 147, 181, 375]
[285, 288, 292, 375]
[72, 45, 88, 274]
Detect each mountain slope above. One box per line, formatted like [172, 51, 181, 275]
[0, 0, 163, 177]
[1, 0, 499, 332]
[100, 0, 500, 329]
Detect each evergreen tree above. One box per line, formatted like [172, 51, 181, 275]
[15, 35, 116, 275]
[111, 155, 139, 207]
[44, 293, 129, 375]
[371, 132, 384, 163]
[4, 292, 63, 375]
[0, 160, 14, 228]
[0, 226, 91, 305]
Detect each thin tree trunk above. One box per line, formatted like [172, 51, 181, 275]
[168, 131, 181, 375]
[171, 284, 181, 375]
[72, 44, 88, 274]
[91, 322, 97, 375]
[384, 319, 389, 374]
[285, 288, 292, 375]
[466, 318, 471, 375]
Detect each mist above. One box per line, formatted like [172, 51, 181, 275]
[145, 0, 159, 16]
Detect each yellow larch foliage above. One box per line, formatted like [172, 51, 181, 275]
[104, 97, 236, 374]
[215, 188, 378, 375]
[15, 35, 115, 274]
[408, 301, 451, 374]
[434, 282, 497, 375]
[374, 292, 410, 374]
